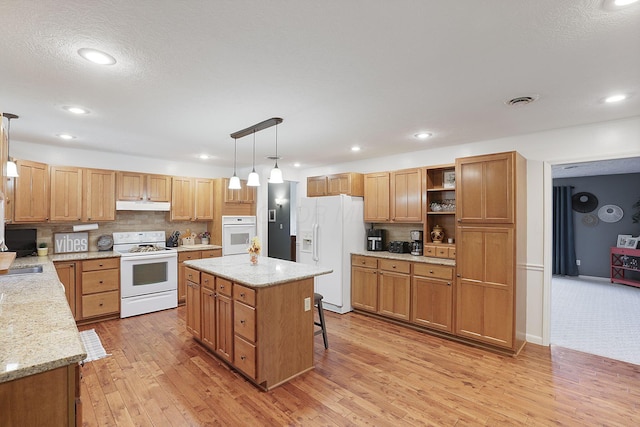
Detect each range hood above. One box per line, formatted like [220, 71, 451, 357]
[116, 200, 171, 211]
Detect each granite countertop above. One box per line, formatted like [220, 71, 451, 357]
[0, 257, 86, 383]
[352, 251, 456, 266]
[49, 250, 119, 262]
[184, 255, 333, 288]
[176, 244, 223, 252]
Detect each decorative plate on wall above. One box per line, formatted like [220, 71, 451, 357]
[582, 214, 599, 227]
[597, 205, 624, 223]
[572, 192, 598, 213]
[97, 234, 114, 251]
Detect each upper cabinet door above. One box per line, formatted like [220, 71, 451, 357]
[49, 166, 82, 222]
[14, 160, 49, 223]
[171, 177, 194, 221]
[364, 172, 390, 222]
[390, 168, 422, 222]
[146, 174, 172, 202]
[83, 168, 116, 221]
[116, 171, 145, 201]
[456, 152, 514, 224]
[193, 178, 214, 221]
[306, 176, 327, 197]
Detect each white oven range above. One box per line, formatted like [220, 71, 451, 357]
[113, 231, 177, 318]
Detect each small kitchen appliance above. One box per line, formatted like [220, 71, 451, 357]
[388, 241, 411, 253]
[367, 228, 385, 251]
[410, 230, 423, 256]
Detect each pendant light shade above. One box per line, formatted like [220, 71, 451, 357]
[4, 113, 19, 178]
[247, 130, 260, 187]
[228, 137, 242, 189]
[268, 122, 284, 184]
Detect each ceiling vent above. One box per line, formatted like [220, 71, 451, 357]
[506, 95, 539, 107]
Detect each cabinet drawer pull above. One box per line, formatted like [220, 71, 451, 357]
[99, 280, 103, 284]
[220, 285, 225, 289]
[240, 355, 246, 361]
[429, 270, 434, 274]
[99, 264, 103, 267]
[392, 265, 396, 269]
[240, 319, 246, 324]
[457, 274, 461, 277]
[447, 282, 451, 286]
[99, 303, 103, 307]
[240, 292, 245, 297]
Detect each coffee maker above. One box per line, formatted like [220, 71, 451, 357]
[410, 230, 423, 256]
[367, 228, 385, 251]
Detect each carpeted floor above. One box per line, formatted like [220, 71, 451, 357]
[551, 275, 640, 366]
[79, 328, 110, 363]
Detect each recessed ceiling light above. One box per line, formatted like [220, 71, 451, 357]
[63, 106, 90, 115]
[293, 162, 301, 168]
[604, 94, 627, 103]
[77, 48, 117, 65]
[198, 154, 210, 160]
[57, 133, 75, 140]
[614, 0, 638, 6]
[603, 0, 639, 9]
[351, 146, 361, 152]
[414, 132, 432, 140]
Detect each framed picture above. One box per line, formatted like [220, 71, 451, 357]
[624, 237, 639, 249]
[443, 171, 456, 189]
[617, 234, 632, 248]
[268, 209, 276, 222]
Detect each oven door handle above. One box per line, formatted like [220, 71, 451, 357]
[120, 254, 177, 262]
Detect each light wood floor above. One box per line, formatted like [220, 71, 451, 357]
[79, 307, 640, 426]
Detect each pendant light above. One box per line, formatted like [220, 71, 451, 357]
[268, 122, 283, 184]
[246, 130, 260, 187]
[4, 113, 19, 178]
[228, 137, 241, 190]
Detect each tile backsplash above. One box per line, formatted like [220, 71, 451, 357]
[7, 211, 208, 253]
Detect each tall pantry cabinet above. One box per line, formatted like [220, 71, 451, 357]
[454, 151, 527, 353]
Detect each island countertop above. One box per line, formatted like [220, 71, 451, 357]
[0, 257, 86, 383]
[184, 254, 333, 288]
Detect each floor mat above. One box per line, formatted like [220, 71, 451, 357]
[79, 329, 110, 363]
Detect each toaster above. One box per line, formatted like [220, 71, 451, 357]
[388, 241, 411, 253]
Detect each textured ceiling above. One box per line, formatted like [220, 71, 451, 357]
[0, 0, 639, 171]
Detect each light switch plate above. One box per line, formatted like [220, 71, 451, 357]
[304, 297, 311, 311]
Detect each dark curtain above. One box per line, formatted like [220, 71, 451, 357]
[553, 186, 578, 276]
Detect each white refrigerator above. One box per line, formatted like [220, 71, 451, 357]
[297, 194, 365, 314]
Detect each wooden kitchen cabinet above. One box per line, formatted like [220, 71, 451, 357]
[178, 249, 221, 304]
[171, 177, 213, 221]
[363, 172, 390, 222]
[55, 261, 78, 320]
[78, 257, 120, 322]
[307, 173, 364, 197]
[351, 255, 379, 312]
[13, 159, 49, 223]
[424, 165, 456, 258]
[390, 168, 422, 222]
[233, 283, 257, 379]
[378, 259, 411, 321]
[201, 274, 216, 350]
[306, 175, 327, 197]
[455, 151, 526, 354]
[185, 267, 201, 339]
[224, 178, 256, 204]
[215, 277, 234, 363]
[456, 152, 514, 224]
[116, 171, 171, 202]
[49, 166, 82, 221]
[411, 263, 454, 333]
[170, 176, 194, 221]
[83, 168, 116, 221]
[0, 364, 81, 426]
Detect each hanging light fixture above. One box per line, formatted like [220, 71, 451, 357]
[268, 122, 283, 184]
[246, 130, 260, 187]
[4, 113, 19, 178]
[228, 137, 241, 190]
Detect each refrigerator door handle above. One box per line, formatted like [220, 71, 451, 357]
[312, 223, 319, 262]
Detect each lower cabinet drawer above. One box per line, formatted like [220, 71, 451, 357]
[413, 263, 453, 280]
[82, 269, 119, 294]
[234, 301, 256, 342]
[82, 290, 119, 318]
[234, 335, 256, 379]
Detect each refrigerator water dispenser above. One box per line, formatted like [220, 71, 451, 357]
[300, 231, 313, 253]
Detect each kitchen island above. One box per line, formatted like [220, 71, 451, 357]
[0, 256, 86, 425]
[184, 255, 332, 390]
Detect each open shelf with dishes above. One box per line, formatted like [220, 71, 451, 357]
[424, 165, 456, 259]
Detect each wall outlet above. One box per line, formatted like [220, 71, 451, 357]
[304, 297, 311, 311]
[576, 259, 581, 266]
